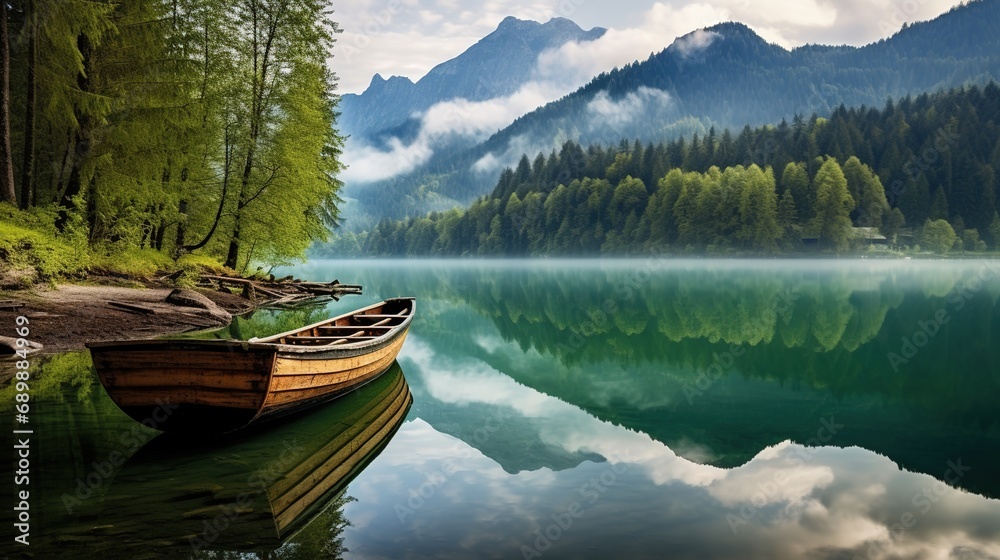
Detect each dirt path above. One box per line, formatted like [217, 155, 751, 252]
[0, 283, 254, 354]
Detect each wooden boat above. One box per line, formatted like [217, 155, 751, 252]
[86, 297, 414, 434]
[36, 364, 412, 557]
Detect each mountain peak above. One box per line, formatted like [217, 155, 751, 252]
[497, 16, 540, 32]
[664, 22, 781, 60]
[704, 21, 755, 36]
[340, 14, 606, 141]
[364, 73, 414, 95]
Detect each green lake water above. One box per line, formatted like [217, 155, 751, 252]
[4, 259, 1000, 559]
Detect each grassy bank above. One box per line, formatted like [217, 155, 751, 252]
[0, 205, 230, 290]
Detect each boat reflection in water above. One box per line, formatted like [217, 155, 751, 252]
[58, 362, 411, 559]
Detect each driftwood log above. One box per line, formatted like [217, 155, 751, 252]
[196, 275, 362, 305]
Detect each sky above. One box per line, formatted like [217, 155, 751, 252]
[331, 0, 965, 94]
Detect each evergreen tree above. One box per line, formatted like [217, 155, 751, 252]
[883, 208, 906, 245]
[780, 162, 811, 219]
[778, 189, 799, 245]
[809, 158, 856, 251]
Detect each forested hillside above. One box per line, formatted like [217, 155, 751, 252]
[351, 0, 1000, 223]
[0, 0, 344, 280]
[354, 84, 1000, 256]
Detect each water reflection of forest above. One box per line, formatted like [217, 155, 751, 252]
[363, 262, 1000, 497]
[370, 262, 1000, 434]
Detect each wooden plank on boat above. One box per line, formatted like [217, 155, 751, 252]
[353, 313, 408, 319]
[271, 349, 391, 376]
[269, 369, 375, 392]
[98, 369, 270, 391]
[93, 349, 275, 371]
[109, 387, 263, 409]
[263, 368, 388, 408]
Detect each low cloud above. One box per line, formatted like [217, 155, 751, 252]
[471, 133, 551, 176]
[587, 86, 673, 129]
[670, 29, 721, 58]
[341, 81, 572, 184]
[340, 137, 434, 185]
[471, 87, 673, 176]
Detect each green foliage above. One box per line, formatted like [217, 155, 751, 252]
[962, 229, 987, 252]
[0, 0, 345, 277]
[736, 165, 780, 250]
[883, 208, 907, 244]
[922, 219, 958, 254]
[89, 248, 176, 278]
[0, 219, 87, 282]
[990, 213, 1000, 249]
[809, 158, 856, 252]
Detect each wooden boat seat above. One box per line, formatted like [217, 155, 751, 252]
[318, 325, 394, 331]
[283, 335, 379, 345]
[354, 313, 408, 319]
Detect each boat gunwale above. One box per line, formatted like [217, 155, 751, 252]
[253, 297, 414, 343]
[85, 297, 416, 355]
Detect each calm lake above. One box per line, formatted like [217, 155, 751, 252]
[5, 259, 1000, 559]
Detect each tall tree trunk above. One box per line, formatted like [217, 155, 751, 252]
[58, 35, 95, 230]
[224, 215, 241, 269]
[0, 2, 16, 205]
[224, 1, 264, 270]
[225, 142, 257, 268]
[175, 199, 187, 251]
[19, 0, 37, 209]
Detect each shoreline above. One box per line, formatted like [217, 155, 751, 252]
[0, 280, 254, 355]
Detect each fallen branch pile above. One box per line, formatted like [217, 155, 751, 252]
[196, 275, 363, 307]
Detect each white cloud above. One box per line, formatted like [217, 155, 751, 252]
[340, 136, 434, 185]
[341, 80, 573, 184]
[587, 86, 673, 129]
[471, 133, 548, 176]
[470, 87, 673, 176]
[671, 29, 722, 58]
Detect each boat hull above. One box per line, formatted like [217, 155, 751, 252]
[88, 298, 414, 434]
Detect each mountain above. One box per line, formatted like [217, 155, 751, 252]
[338, 16, 606, 143]
[350, 0, 1000, 223]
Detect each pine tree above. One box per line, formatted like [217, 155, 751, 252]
[809, 158, 856, 251]
[780, 162, 811, 219]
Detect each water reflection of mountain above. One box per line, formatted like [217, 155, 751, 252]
[406, 381, 606, 474]
[342, 261, 1000, 498]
